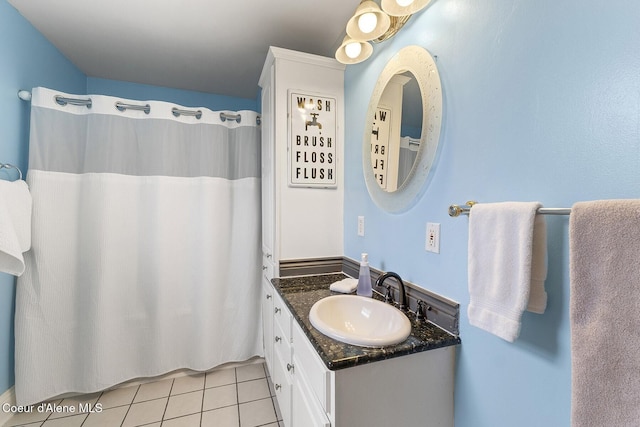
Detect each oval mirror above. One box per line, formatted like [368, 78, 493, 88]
[363, 45, 442, 213]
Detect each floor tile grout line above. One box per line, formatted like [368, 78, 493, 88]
[159, 378, 175, 423]
[160, 391, 204, 422]
[120, 384, 140, 427]
[269, 397, 279, 425]
[235, 367, 242, 427]
[78, 390, 104, 427]
[199, 376, 205, 427]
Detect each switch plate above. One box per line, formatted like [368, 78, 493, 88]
[357, 216, 365, 237]
[426, 222, 440, 253]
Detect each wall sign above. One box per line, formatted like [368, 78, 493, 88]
[370, 106, 392, 190]
[288, 91, 337, 188]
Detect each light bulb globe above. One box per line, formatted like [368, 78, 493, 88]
[358, 12, 378, 34]
[345, 42, 362, 59]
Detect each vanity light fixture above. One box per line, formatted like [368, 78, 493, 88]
[336, 0, 433, 64]
[335, 36, 374, 64]
[346, 1, 391, 42]
[381, 0, 432, 16]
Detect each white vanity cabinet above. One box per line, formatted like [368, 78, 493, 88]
[264, 281, 456, 427]
[258, 46, 454, 427]
[265, 282, 331, 427]
[291, 321, 331, 427]
[258, 46, 345, 280]
[271, 290, 293, 426]
[270, 290, 331, 427]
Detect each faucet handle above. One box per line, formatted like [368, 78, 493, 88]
[416, 300, 426, 321]
[415, 300, 432, 321]
[384, 285, 394, 304]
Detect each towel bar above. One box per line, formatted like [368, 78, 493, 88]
[448, 201, 571, 217]
[0, 163, 23, 181]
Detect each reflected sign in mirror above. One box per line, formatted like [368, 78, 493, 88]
[370, 71, 423, 191]
[363, 45, 442, 213]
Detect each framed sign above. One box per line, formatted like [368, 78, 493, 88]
[288, 91, 337, 188]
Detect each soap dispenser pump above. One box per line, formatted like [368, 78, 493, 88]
[356, 253, 372, 297]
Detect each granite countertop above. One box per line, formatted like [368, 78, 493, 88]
[271, 273, 461, 371]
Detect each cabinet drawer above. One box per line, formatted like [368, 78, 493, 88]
[273, 292, 292, 343]
[262, 256, 275, 280]
[272, 349, 292, 427]
[293, 322, 332, 414]
[293, 354, 331, 427]
[261, 279, 274, 370]
[273, 318, 292, 368]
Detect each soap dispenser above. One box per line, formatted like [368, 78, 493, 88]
[356, 253, 372, 297]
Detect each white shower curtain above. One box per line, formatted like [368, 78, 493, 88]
[15, 87, 263, 405]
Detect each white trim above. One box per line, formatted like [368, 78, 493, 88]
[259, 46, 345, 87]
[0, 386, 16, 426]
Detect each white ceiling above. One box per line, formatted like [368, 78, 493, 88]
[8, 0, 360, 100]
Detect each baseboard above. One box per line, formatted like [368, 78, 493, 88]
[278, 256, 344, 277]
[0, 386, 16, 426]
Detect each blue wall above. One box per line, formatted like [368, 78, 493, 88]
[0, 1, 86, 396]
[343, 1, 640, 426]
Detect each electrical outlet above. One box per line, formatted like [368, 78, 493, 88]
[357, 216, 365, 237]
[426, 222, 440, 253]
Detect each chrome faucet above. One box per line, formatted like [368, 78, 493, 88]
[375, 271, 406, 311]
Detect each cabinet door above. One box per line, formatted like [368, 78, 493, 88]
[292, 356, 331, 427]
[261, 278, 274, 371]
[292, 322, 332, 414]
[272, 344, 293, 427]
[260, 68, 276, 260]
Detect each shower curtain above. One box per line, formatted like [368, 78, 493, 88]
[15, 87, 262, 405]
[397, 136, 419, 186]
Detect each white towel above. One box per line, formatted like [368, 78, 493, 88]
[467, 202, 547, 342]
[527, 214, 548, 314]
[329, 278, 358, 293]
[0, 180, 32, 276]
[570, 200, 640, 426]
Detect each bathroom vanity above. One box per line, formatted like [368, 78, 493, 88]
[258, 46, 459, 426]
[263, 273, 460, 427]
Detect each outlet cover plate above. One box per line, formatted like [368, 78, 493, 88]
[426, 222, 440, 254]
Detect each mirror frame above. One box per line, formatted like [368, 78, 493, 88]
[363, 45, 442, 213]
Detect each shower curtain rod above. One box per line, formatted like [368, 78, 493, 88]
[17, 90, 252, 124]
[448, 201, 572, 217]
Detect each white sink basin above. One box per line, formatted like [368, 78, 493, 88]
[309, 295, 411, 348]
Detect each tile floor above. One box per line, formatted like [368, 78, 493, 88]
[3, 361, 282, 427]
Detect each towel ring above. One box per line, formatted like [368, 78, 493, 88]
[0, 163, 23, 181]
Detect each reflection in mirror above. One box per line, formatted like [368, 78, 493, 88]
[363, 45, 442, 213]
[370, 71, 422, 191]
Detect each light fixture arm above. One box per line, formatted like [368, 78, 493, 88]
[373, 14, 412, 43]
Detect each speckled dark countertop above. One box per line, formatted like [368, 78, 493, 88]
[271, 273, 461, 371]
